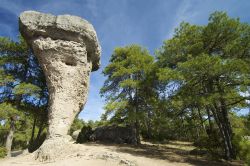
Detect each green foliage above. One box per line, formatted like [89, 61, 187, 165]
[231, 113, 250, 165]
[0, 69, 13, 86]
[101, 45, 154, 125]
[195, 129, 223, 158]
[0, 146, 6, 158]
[85, 120, 105, 128]
[76, 126, 93, 143]
[99, 11, 250, 161]
[0, 36, 48, 153]
[0, 103, 19, 120]
[0, 10, 248, 163]
[156, 11, 250, 159]
[69, 117, 85, 135]
[13, 83, 41, 97]
[101, 44, 156, 144]
[239, 139, 250, 165]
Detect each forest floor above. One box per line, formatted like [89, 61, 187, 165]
[0, 141, 244, 166]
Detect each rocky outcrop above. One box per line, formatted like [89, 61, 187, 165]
[19, 11, 101, 161]
[19, 11, 100, 71]
[72, 130, 81, 140]
[90, 125, 137, 144]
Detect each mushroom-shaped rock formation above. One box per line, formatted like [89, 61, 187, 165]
[19, 11, 101, 161]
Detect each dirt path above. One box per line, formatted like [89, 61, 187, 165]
[0, 141, 243, 166]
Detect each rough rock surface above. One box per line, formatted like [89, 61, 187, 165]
[89, 125, 137, 145]
[72, 130, 81, 140]
[19, 11, 101, 161]
[19, 11, 101, 71]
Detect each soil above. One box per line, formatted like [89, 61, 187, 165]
[0, 141, 243, 166]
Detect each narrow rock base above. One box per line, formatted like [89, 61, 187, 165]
[34, 136, 75, 162]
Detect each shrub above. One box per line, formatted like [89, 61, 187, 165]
[237, 138, 250, 165]
[76, 125, 93, 143]
[193, 129, 223, 159]
[232, 123, 250, 165]
[0, 146, 6, 158]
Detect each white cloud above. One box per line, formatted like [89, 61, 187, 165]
[166, 0, 198, 39]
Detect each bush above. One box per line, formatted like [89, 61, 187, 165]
[236, 138, 250, 165]
[0, 146, 6, 158]
[76, 125, 93, 143]
[193, 129, 224, 159]
[232, 121, 250, 165]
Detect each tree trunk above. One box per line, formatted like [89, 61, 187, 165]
[206, 107, 213, 132]
[35, 120, 44, 142]
[211, 103, 235, 160]
[197, 107, 206, 133]
[204, 81, 235, 159]
[30, 116, 37, 143]
[216, 80, 235, 159]
[146, 110, 152, 139]
[134, 102, 140, 144]
[135, 118, 140, 144]
[5, 118, 15, 157]
[219, 99, 235, 159]
[134, 87, 140, 145]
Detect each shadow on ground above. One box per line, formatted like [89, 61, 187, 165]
[85, 141, 243, 166]
[11, 150, 25, 157]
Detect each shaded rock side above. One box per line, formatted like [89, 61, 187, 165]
[72, 130, 81, 140]
[91, 125, 137, 144]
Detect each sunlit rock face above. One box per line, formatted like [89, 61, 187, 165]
[19, 11, 101, 161]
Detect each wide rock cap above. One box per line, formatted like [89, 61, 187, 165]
[19, 11, 101, 71]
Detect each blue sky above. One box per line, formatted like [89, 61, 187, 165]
[0, 0, 249, 121]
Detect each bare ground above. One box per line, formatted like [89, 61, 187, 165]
[0, 141, 243, 166]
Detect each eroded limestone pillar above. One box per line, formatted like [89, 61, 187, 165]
[19, 11, 101, 161]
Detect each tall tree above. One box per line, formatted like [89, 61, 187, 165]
[157, 12, 250, 159]
[100, 45, 154, 144]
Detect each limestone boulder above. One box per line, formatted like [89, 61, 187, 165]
[19, 11, 101, 161]
[72, 130, 81, 140]
[90, 125, 137, 144]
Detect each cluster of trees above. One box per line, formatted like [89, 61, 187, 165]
[0, 11, 249, 164]
[100, 12, 250, 161]
[0, 37, 48, 156]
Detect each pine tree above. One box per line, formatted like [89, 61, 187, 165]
[157, 12, 250, 159]
[0, 36, 48, 155]
[100, 45, 154, 144]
